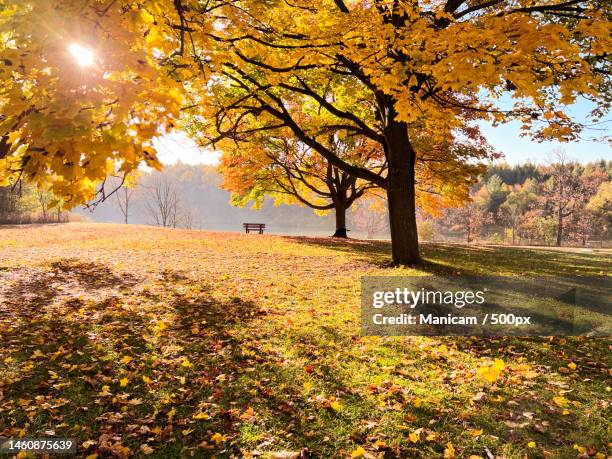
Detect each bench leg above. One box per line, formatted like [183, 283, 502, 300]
[259, 229, 263, 234]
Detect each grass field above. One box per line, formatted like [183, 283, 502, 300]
[0, 223, 610, 458]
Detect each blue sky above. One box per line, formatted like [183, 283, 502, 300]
[479, 120, 610, 165]
[479, 97, 610, 164]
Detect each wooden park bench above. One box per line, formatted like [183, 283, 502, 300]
[243, 223, 266, 234]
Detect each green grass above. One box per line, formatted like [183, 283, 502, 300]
[0, 223, 610, 458]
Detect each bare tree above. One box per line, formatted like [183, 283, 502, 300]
[179, 208, 196, 229]
[144, 175, 179, 228]
[115, 185, 136, 224]
[37, 189, 51, 222]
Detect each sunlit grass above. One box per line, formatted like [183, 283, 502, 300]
[0, 223, 609, 458]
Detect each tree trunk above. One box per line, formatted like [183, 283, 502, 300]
[385, 117, 420, 265]
[332, 201, 348, 238]
[556, 209, 563, 246]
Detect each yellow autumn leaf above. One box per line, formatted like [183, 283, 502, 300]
[119, 378, 128, 387]
[527, 441, 536, 448]
[330, 400, 342, 412]
[193, 412, 210, 420]
[351, 446, 366, 458]
[211, 432, 227, 445]
[142, 375, 152, 384]
[573, 444, 586, 454]
[567, 362, 577, 370]
[444, 442, 455, 458]
[477, 359, 505, 383]
[98, 385, 112, 396]
[409, 431, 420, 443]
[240, 406, 256, 421]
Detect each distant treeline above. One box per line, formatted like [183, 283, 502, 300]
[0, 182, 78, 224]
[2, 159, 610, 247]
[439, 157, 611, 246]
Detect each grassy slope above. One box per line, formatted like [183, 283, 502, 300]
[0, 223, 610, 459]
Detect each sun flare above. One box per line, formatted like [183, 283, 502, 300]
[68, 43, 94, 67]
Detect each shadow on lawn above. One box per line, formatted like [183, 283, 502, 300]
[424, 243, 611, 276]
[280, 236, 458, 274]
[3, 259, 139, 308]
[282, 236, 611, 277]
[1, 261, 349, 456]
[1, 259, 610, 457]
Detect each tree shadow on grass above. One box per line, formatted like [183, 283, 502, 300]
[280, 236, 459, 274]
[1, 259, 609, 457]
[0, 259, 141, 337]
[0, 269, 230, 451]
[424, 243, 611, 277]
[1, 263, 339, 457]
[281, 236, 611, 277]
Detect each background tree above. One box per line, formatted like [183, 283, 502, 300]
[541, 152, 606, 246]
[0, 181, 37, 223]
[144, 175, 180, 228]
[113, 174, 139, 225]
[0, 184, 24, 223]
[36, 189, 52, 223]
[445, 201, 493, 243]
[587, 181, 612, 237]
[217, 133, 381, 238]
[476, 175, 510, 216]
[499, 180, 538, 245]
[351, 196, 390, 239]
[417, 217, 437, 242]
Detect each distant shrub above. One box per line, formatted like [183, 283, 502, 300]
[418, 219, 436, 242]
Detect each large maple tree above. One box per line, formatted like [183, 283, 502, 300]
[171, 0, 611, 263]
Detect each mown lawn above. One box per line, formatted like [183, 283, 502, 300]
[0, 223, 610, 458]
